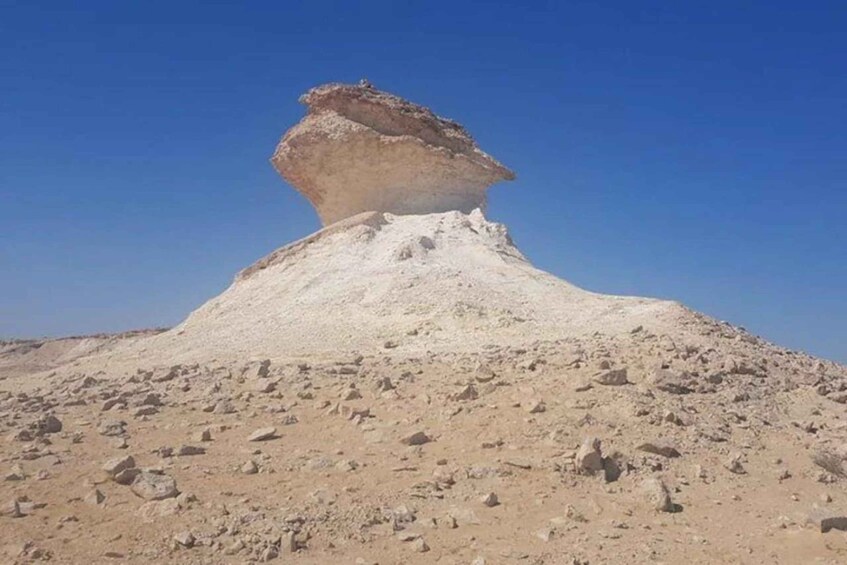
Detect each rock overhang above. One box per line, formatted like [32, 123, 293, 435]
[270, 82, 515, 226]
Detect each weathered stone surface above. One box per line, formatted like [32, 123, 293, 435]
[642, 477, 675, 512]
[130, 472, 179, 500]
[271, 82, 515, 226]
[575, 437, 604, 474]
[637, 441, 681, 458]
[102, 455, 136, 478]
[807, 507, 847, 533]
[247, 427, 277, 442]
[594, 368, 629, 386]
[401, 431, 432, 446]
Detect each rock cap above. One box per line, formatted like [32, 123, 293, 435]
[271, 81, 515, 225]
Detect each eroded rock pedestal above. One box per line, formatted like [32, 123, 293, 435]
[270, 82, 515, 226]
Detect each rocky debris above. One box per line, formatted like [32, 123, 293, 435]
[642, 477, 676, 512]
[98, 420, 127, 437]
[5, 464, 25, 481]
[84, 489, 105, 506]
[177, 445, 206, 456]
[102, 455, 136, 479]
[724, 452, 747, 474]
[812, 449, 846, 478]
[241, 460, 259, 475]
[575, 437, 604, 474]
[247, 427, 278, 442]
[637, 441, 681, 458]
[524, 396, 547, 414]
[247, 359, 272, 379]
[212, 399, 237, 415]
[649, 370, 695, 395]
[130, 472, 179, 500]
[401, 431, 432, 446]
[806, 508, 847, 533]
[270, 82, 515, 226]
[594, 368, 629, 386]
[342, 388, 362, 401]
[411, 537, 430, 552]
[481, 492, 499, 507]
[35, 414, 62, 435]
[451, 384, 478, 401]
[5, 499, 23, 518]
[173, 531, 195, 548]
[134, 405, 158, 417]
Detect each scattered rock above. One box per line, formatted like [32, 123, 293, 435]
[84, 489, 105, 506]
[524, 398, 546, 414]
[724, 452, 746, 474]
[481, 492, 499, 507]
[594, 368, 629, 386]
[411, 537, 429, 552]
[177, 445, 206, 456]
[36, 414, 63, 435]
[451, 384, 478, 401]
[5, 464, 25, 481]
[130, 472, 179, 500]
[98, 420, 127, 437]
[5, 499, 23, 518]
[806, 507, 847, 533]
[102, 455, 136, 478]
[637, 441, 681, 458]
[649, 370, 694, 394]
[247, 427, 278, 442]
[114, 467, 141, 485]
[642, 477, 676, 512]
[213, 400, 237, 415]
[401, 431, 432, 446]
[575, 437, 604, 474]
[173, 531, 195, 548]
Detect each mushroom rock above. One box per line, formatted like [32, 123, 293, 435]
[270, 82, 515, 226]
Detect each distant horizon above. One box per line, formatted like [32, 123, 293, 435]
[2, 1, 845, 363]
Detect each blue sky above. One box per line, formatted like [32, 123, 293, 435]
[1, 1, 845, 363]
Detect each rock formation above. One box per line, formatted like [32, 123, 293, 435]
[270, 82, 515, 226]
[3, 83, 847, 565]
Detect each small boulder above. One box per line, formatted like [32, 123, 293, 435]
[401, 431, 432, 446]
[84, 489, 105, 506]
[177, 445, 206, 456]
[130, 472, 179, 500]
[36, 414, 63, 435]
[637, 441, 681, 458]
[102, 455, 136, 479]
[173, 531, 195, 548]
[481, 492, 499, 507]
[642, 477, 676, 512]
[806, 507, 847, 533]
[594, 368, 629, 386]
[575, 437, 604, 474]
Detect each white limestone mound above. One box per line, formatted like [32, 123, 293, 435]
[115, 208, 691, 364]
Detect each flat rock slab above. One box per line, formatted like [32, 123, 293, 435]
[247, 427, 278, 442]
[638, 442, 681, 458]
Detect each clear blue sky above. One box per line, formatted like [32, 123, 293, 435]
[1, 1, 845, 363]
